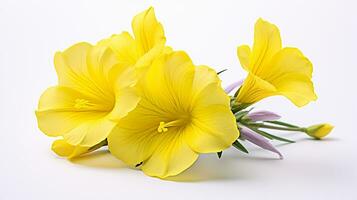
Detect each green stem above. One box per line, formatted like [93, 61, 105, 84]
[247, 123, 307, 132]
[88, 139, 108, 151]
[265, 120, 300, 128]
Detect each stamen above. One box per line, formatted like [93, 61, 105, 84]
[157, 122, 168, 133]
[157, 119, 185, 133]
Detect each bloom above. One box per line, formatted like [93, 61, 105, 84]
[100, 7, 169, 72]
[35, 42, 139, 158]
[306, 123, 334, 139]
[235, 18, 317, 107]
[108, 51, 239, 178]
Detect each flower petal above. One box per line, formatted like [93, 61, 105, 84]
[267, 48, 317, 106]
[107, 32, 140, 67]
[237, 45, 251, 70]
[274, 73, 317, 107]
[187, 74, 239, 153]
[186, 104, 239, 153]
[54, 42, 115, 102]
[249, 18, 282, 74]
[51, 139, 89, 158]
[236, 73, 276, 104]
[132, 7, 165, 53]
[108, 87, 140, 120]
[139, 51, 195, 112]
[264, 47, 313, 80]
[64, 118, 116, 147]
[141, 131, 198, 178]
[107, 99, 164, 166]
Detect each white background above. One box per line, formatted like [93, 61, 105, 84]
[1, 0, 356, 199]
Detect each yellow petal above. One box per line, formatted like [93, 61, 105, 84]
[249, 18, 282, 74]
[132, 7, 165, 53]
[131, 7, 166, 69]
[64, 118, 116, 147]
[188, 73, 239, 152]
[108, 32, 140, 67]
[186, 105, 239, 153]
[139, 51, 195, 111]
[54, 43, 91, 91]
[237, 72, 317, 107]
[237, 45, 251, 70]
[108, 87, 140, 120]
[273, 73, 317, 107]
[236, 73, 276, 104]
[108, 105, 162, 166]
[52, 139, 107, 159]
[51, 139, 89, 158]
[141, 132, 198, 178]
[87, 43, 122, 91]
[191, 65, 220, 98]
[54, 42, 115, 103]
[264, 47, 313, 81]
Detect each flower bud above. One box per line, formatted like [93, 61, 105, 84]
[246, 110, 281, 122]
[306, 123, 334, 139]
[240, 126, 283, 159]
[224, 80, 244, 94]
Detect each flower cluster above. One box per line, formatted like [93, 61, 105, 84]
[36, 7, 333, 178]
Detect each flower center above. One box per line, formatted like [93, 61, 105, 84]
[74, 98, 93, 109]
[157, 119, 186, 133]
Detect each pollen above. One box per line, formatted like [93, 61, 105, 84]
[74, 99, 91, 109]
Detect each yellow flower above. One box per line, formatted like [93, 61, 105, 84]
[108, 51, 239, 178]
[35, 42, 140, 158]
[306, 123, 334, 139]
[100, 7, 170, 72]
[236, 18, 317, 107]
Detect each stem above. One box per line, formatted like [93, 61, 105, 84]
[247, 123, 307, 132]
[88, 139, 108, 151]
[265, 121, 300, 128]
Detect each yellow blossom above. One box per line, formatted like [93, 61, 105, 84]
[108, 51, 239, 178]
[306, 123, 334, 139]
[236, 18, 317, 107]
[35, 42, 139, 158]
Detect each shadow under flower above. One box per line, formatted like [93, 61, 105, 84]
[166, 150, 282, 182]
[274, 136, 340, 148]
[68, 137, 338, 182]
